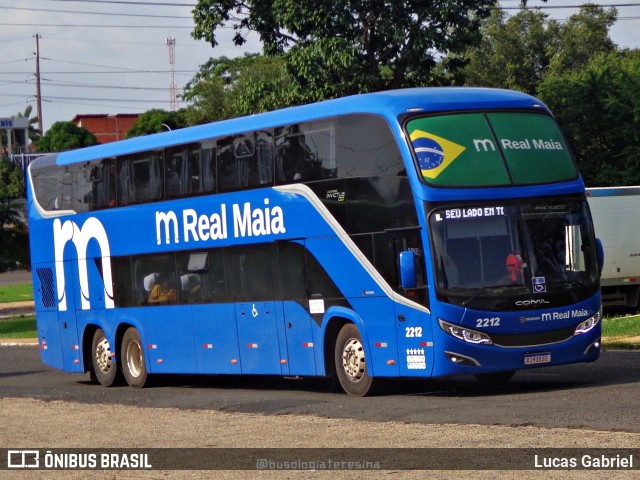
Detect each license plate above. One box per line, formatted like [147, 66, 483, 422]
[524, 352, 551, 365]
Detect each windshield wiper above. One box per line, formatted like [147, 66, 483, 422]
[540, 279, 582, 289]
[461, 285, 524, 307]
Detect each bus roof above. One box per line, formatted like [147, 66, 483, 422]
[36, 87, 548, 168]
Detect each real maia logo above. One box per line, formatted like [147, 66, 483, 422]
[156, 198, 286, 245]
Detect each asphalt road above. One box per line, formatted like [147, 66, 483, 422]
[1, 345, 639, 433]
[0, 269, 31, 286]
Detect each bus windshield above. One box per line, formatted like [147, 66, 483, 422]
[407, 112, 577, 187]
[429, 198, 599, 310]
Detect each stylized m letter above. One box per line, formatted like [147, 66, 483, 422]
[473, 138, 496, 152]
[53, 217, 114, 311]
[156, 211, 179, 245]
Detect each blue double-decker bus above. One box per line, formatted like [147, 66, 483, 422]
[26, 88, 602, 396]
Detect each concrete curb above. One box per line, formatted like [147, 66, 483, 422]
[0, 339, 38, 346]
[0, 300, 35, 320]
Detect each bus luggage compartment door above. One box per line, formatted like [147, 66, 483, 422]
[236, 301, 285, 374]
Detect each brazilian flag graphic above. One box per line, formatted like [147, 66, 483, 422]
[410, 130, 466, 180]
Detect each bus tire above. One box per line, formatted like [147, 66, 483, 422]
[91, 328, 120, 387]
[474, 370, 516, 384]
[334, 323, 376, 396]
[121, 327, 148, 388]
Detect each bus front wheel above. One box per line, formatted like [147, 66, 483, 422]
[334, 323, 376, 396]
[121, 327, 148, 388]
[91, 328, 120, 387]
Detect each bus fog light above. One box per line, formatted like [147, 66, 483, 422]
[439, 319, 492, 345]
[445, 351, 480, 367]
[574, 309, 602, 335]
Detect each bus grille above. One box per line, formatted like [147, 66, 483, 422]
[491, 326, 576, 348]
[36, 267, 56, 308]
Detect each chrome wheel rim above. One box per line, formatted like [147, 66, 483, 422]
[95, 336, 112, 374]
[342, 337, 366, 382]
[126, 341, 143, 378]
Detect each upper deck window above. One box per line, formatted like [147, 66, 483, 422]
[30, 113, 405, 214]
[407, 112, 577, 187]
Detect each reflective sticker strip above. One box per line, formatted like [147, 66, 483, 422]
[302, 342, 314, 348]
[375, 342, 388, 348]
[203, 344, 214, 349]
[247, 343, 259, 349]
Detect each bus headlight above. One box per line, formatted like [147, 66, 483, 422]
[574, 309, 602, 335]
[438, 319, 493, 345]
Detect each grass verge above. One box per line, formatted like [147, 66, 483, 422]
[602, 315, 640, 350]
[0, 316, 37, 339]
[0, 283, 33, 303]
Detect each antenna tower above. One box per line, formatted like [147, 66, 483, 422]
[166, 36, 178, 111]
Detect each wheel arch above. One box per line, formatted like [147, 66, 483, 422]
[321, 307, 375, 378]
[81, 316, 144, 374]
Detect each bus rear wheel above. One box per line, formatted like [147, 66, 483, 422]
[121, 327, 148, 388]
[334, 323, 376, 396]
[91, 328, 120, 387]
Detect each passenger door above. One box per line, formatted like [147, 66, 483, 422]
[226, 244, 287, 375]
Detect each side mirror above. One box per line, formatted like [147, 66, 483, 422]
[595, 238, 604, 277]
[399, 251, 417, 289]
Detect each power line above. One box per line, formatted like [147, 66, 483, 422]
[46, 0, 196, 6]
[0, 6, 191, 18]
[41, 56, 167, 72]
[0, 23, 194, 29]
[0, 70, 196, 75]
[42, 95, 167, 102]
[40, 79, 173, 91]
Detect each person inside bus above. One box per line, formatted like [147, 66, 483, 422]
[148, 274, 177, 304]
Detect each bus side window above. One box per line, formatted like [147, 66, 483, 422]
[219, 132, 273, 192]
[218, 135, 238, 192]
[90, 159, 116, 209]
[199, 143, 216, 194]
[278, 242, 309, 300]
[226, 245, 277, 302]
[118, 151, 163, 205]
[111, 256, 134, 307]
[177, 250, 226, 304]
[275, 121, 336, 184]
[131, 254, 176, 305]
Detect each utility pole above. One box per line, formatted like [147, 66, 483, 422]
[34, 33, 44, 135]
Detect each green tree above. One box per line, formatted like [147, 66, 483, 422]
[34, 122, 98, 152]
[125, 109, 188, 137]
[547, 4, 617, 76]
[0, 158, 25, 229]
[182, 54, 291, 122]
[463, 9, 561, 95]
[539, 51, 640, 187]
[192, 0, 495, 102]
[463, 5, 617, 95]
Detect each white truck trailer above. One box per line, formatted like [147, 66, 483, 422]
[587, 186, 640, 310]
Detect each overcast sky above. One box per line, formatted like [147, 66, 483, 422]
[1, 0, 639, 135]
